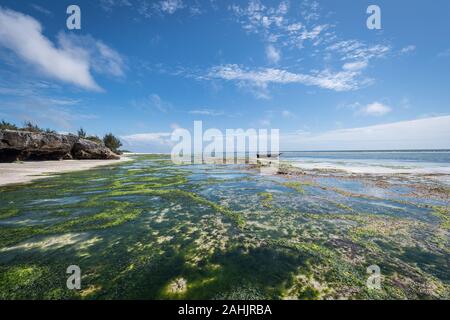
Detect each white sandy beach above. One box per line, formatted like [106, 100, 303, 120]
[0, 157, 132, 187]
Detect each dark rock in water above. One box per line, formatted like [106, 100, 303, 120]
[0, 129, 119, 162]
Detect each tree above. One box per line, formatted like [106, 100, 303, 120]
[103, 133, 122, 153]
[45, 128, 56, 134]
[85, 135, 102, 144]
[0, 120, 18, 130]
[22, 121, 43, 133]
[77, 128, 87, 138]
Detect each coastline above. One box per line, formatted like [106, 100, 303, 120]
[0, 156, 132, 187]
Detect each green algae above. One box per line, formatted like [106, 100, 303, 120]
[258, 192, 274, 208]
[0, 208, 20, 219]
[282, 181, 306, 194]
[0, 154, 448, 300]
[431, 206, 450, 230]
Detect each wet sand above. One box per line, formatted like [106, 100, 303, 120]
[0, 157, 132, 187]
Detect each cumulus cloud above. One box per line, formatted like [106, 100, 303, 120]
[0, 7, 124, 91]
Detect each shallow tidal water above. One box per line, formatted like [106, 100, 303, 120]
[0, 155, 449, 299]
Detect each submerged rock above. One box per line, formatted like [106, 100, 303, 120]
[0, 129, 119, 162]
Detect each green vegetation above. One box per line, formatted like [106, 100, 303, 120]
[258, 192, 274, 208]
[103, 133, 123, 154]
[77, 128, 87, 138]
[0, 155, 448, 300]
[432, 206, 450, 230]
[0, 120, 18, 130]
[282, 181, 305, 193]
[0, 120, 55, 133]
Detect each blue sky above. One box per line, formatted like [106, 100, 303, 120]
[0, 0, 449, 151]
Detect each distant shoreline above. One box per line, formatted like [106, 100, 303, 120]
[0, 156, 132, 187]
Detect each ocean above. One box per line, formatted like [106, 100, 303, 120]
[280, 150, 450, 175]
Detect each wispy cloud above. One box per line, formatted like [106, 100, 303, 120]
[189, 109, 224, 116]
[229, 0, 330, 49]
[99, 0, 132, 12]
[224, 1, 391, 98]
[400, 45, 416, 55]
[326, 40, 390, 62]
[207, 62, 369, 98]
[157, 0, 185, 14]
[282, 115, 450, 150]
[438, 48, 450, 58]
[0, 7, 125, 91]
[58, 33, 126, 78]
[338, 101, 392, 117]
[0, 95, 96, 129]
[266, 44, 281, 63]
[102, 0, 190, 18]
[120, 132, 174, 152]
[30, 4, 52, 16]
[131, 94, 172, 113]
[359, 102, 392, 116]
[121, 132, 172, 144]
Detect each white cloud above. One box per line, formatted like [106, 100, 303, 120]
[30, 4, 52, 16]
[158, 0, 184, 14]
[189, 109, 224, 116]
[342, 60, 368, 71]
[265, 44, 281, 63]
[58, 33, 126, 78]
[281, 110, 294, 117]
[208, 63, 369, 96]
[400, 45, 416, 54]
[100, 0, 132, 12]
[121, 132, 172, 144]
[230, 0, 329, 49]
[0, 8, 124, 91]
[327, 40, 390, 62]
[360, 102, 391, 116]
[132, 94, 172, 113]
[300, 0, 320, 22]
[120, 132, 174, 153]
[0, 95, 96, 129]
[281, 116, 450, 150]
[136, 0, 186, 17]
